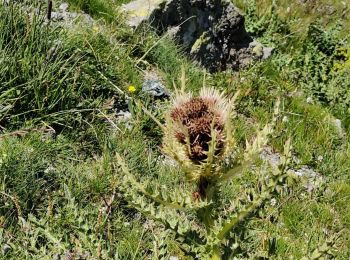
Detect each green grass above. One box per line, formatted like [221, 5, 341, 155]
[1, 0, 350, 258]
[65, 0, 124, 22]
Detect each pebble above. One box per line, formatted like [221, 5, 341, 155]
[59, 3, 69, 12]
[142, 79, 170, 99]
[333, 118, 345, 137]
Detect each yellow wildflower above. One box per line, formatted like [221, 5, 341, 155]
[128, 85, 136, 93]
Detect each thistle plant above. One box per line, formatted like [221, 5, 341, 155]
[162, 87, 235, 199]
[115, 81, 295, 258]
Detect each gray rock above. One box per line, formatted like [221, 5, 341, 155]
[59, 3, 69, 12]
[49, 11, 93, 25]
[248, 40, 273, 60]
[50, 11, 69, 21]
[261, 147, 323, 193]
[260, 147, 281, 168]
[142, 79, 170, 99]
[121, 0, 164, 27]
[44, 2, 93, 26]
[294, 166, 324, 193]
[151, 0, 253, 72]
[294, 166, 318, 178]
[117, 111, 132, 121]
[262, 47, 274, 59]
[116, 110, 133, 130]
[333, 118, 345, 138]
[122, 0, 274, 72]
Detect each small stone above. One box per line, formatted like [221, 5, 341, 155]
[117, 111, 133, 130]
[142, 79, 169, 99]
[333, 118, 345, 137]
[50, 12, 65, 21]
[162, 155, 178, 167]
[294, 166, 317, 177]
[260, 147, 281, 168]
[249, 41, 259, 48]
[59, 3, 69, 12]
[117, 111, 132, 121]
[44, 165, 56, 174]
[262, 47, 274, 59]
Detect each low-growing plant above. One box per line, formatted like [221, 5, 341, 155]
[243, 0, 289, 44]
[115, 75, 297, 258]
[292, 22, 350, 120]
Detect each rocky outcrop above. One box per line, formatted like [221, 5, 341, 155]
[122, 0, 273, 72]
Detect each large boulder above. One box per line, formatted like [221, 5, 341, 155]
[123, 0, 273, 72]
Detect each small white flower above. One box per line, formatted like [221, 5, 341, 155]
[306, 97, 313, 103]
[282, 116, 289, 123]
[270, 198, 277, 207]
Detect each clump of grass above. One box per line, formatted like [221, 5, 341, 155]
[66, 0, 117, 22]
[0, 133, 70, 222]
[0, 1, 141, 135]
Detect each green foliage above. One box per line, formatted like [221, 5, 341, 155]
[292, 23, 350, 118]
[0, 1, 140, 133]
[115, 92, 299, 258]
[66, 0, 118, 22]
[239, 0, 350, 126]
[1, 0, 350, 258]
[1, 183, 151, 258]
[244, 0, 289, 42]
[0, 134, 65, 220]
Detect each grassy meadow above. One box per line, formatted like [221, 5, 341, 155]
[0, 0, 349, 258]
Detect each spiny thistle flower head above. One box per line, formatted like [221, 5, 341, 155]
[163, 87, 236, 182]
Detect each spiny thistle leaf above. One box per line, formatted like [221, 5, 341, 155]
[115, 153, 209, 210]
